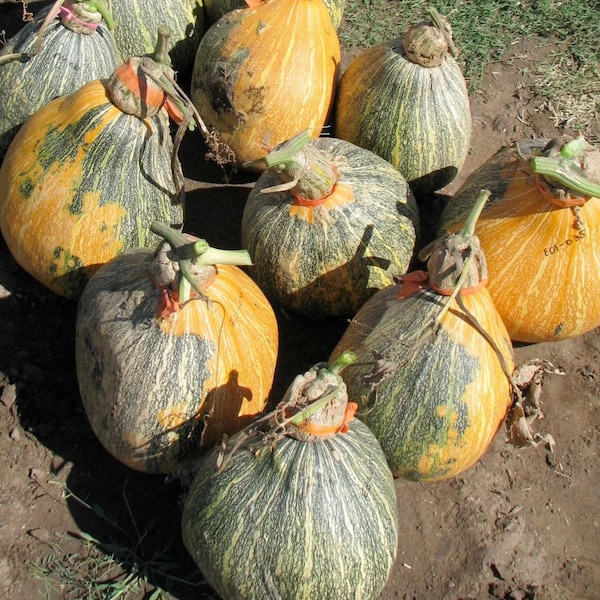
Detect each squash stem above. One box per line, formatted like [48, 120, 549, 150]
[328, 350, 357, 376]
[530, 156, 600, 198]
[427, 6, 459, 56]
[151, 26, 173, 67]
[242, 130, 312, 170]
[82, 0, 115, 30]
[457, 189, 490, 239]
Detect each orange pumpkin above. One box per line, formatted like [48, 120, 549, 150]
[190, 0, 341, 168]
[440, 136, 600, 343]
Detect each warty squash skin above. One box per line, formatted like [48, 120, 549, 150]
[0, 2, 121, 162]
[190, 0, 341, 168]
[203, 0, 345, 29]
[106, 0, 204, 73]
[0, 78, 184, 299]
[334, 11, 471, 195]
[181, 356, 398, 600]
[329, 193, 514, 481]
[439, 137, 600, 343]
[241, 136, 420, 318]
[75, 238, 279, 474]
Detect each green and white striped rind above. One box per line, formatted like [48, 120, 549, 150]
[329, 285, 513, 481]
[0, 5, 120, 161]
[241, 137, 420, 318]
[203, 0, 345, 29]
[181, 419, 399, 600]
[106, 0, 204, 73]
[334, 39, 472, 196]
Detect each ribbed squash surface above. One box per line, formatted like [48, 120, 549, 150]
[440, 141, 600, 342]
[241, 137, 419, 317]
[106, 0, 204, 72]
[330, 284, 513, 481]
[0, 80, 184, 299]
[191, 0, 340, 167]
[0, 5, 120, 159]
[334, 39, 471, 195]
[76, 249, 279, 473]
[182, 419, 398, 599]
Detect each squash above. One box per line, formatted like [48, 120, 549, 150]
[334, 8, 471, 196]
[439, 135, 600, 343]
[76, 223, 279, 474]
[0, 30, 185, 299]
[329, 191, 514, 481]
[190, 0, 340, 168]
[240, 131, 420, 318]
[203, 0, 345, 29]
[181, 352, 398, 600]
[0, 0, 121, 162]
[106, 0, 204, 73]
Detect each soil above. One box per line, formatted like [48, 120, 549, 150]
[0, 5, 599, 600]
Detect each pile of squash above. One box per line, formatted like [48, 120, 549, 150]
[1, 0, 599, 598]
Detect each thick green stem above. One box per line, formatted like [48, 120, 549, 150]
[531, 155, 600, 198]
[151, 26, 172, 66]
[243, 130, 312, 171]
[458, 189, 490, 239]
[150, 222, 252, 302]
[328, 350, 357, 376]
[81, 0, 115, 30]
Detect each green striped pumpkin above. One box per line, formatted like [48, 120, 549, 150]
[240, 135, 420, 318]
[334, 10, 471, 196]
[76, 228, 279, 474]
[329, 192, 514, 481]
[0, 2, 121, 162]
[181, 356, 398, 599]
[0, 63, 184, 299]
[203, 0, 345, 29]
[106, 0, 204, 73]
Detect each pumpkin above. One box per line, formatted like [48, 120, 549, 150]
[0, 0, 121, 162]
[181, 352, 398, 600]
[240, 131, 420, 317]
[0, 30, 185, 299]
[439, 135, 600, 343]
[203, 0, 345, 29]
[334, 8, 471, 195]
[329, 190, 514, 481]
[190, 0, 340, 168]
[76, 223, 279, 474]
[106, 0, 204, 73]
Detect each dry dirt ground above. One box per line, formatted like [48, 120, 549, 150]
[0, 5, 599, 599]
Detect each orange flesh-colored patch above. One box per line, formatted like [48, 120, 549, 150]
[288, 181, 354, 223]
[156, 265, 278, 439]
[0, 81, 127, 292]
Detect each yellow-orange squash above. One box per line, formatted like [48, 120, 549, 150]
[440, 136, 600, 343]
[75, 226, 279, 473]
[0, 38, 184, 299]
[190, 0, 340, 168]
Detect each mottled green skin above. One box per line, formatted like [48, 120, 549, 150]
[76, 251, 214, 473]
[182, 419, 398, 600]
[204, 0, 345, 29]
[330, 284, 512, 481]
[106, 0, 204, 73]
[0, 5, 120, 162]
[241, 137, 420, 318]
[334, 38, 471, 196]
